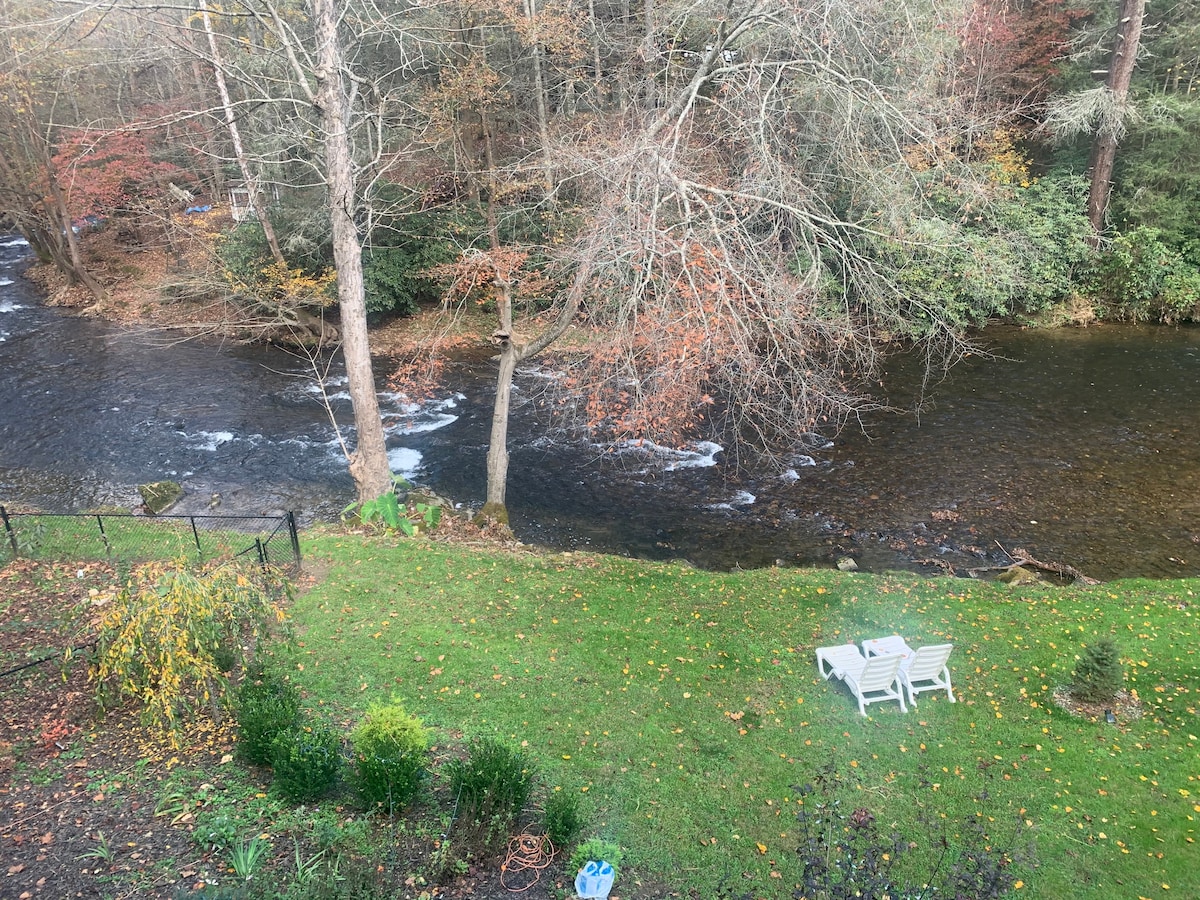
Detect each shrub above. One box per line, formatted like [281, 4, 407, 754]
[90, 560, 288, 742]
[271, 719, 344, 803]
[1070, 638, 1124, 703]
[568, 837, 622, 879]
[446, 737, 534, 829]
[543, 788, 584, 849]
[236, 665, 301, 766]
[879, 171, 1095, 332]
[363, 246, 430, 317]
[1091, 227, 1200, 323]
[349, 701, 429, 814]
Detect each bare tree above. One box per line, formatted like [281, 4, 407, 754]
[308, 0, 393, 502]
[195, 0, 286, 265]
[405, 0, 990, 522]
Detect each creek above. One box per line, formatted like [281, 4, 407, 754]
[2, 234, 1198, 581]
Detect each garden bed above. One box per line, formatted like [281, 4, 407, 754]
[0, 560, 680, 900]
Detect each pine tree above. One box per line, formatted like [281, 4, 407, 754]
[1070, 639, 1124, 703]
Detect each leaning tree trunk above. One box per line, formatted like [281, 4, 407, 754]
[197, 0, 286, 266]
[1087, 0, 1145, 236]
[44, 158, 108, 302]
[312, 0, 393, 503]
[479, 260, 591, 525]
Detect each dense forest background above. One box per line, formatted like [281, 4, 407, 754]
[1, 0, 1198, 505]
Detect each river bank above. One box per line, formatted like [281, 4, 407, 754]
[18, 220, 527, 361]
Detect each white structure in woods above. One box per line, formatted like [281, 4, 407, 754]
[228, 181, 278, 222]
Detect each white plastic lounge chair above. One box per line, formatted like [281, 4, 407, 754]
[815, 644, 907, 715]
[816, 643, 865, 680]
[863, 636, 956, 706]
[896, 643, 956, 706]
[862, 634, 913, 659]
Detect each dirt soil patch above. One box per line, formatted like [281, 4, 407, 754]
[0, 560, 684, 900]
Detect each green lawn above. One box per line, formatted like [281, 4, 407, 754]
[284, 530, 1198, 899]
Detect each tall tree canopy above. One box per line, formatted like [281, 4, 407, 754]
[3, 0, 1199, 516]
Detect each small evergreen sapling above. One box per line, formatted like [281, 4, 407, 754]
[1070, 638, 1124, 703]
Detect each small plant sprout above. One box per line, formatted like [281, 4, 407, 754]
[229, 834, 271, 879]
[77, 830, 116, 864]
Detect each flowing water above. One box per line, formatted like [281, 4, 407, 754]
[2, 234, 1198, 580]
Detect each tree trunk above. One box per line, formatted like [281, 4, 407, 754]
[479, 259, 590, 524]
[481, 342, 517, 521]
[523, 0, 555, 197]
[311, 0, 393, 503]
[588, 0, 604, 108]
[1087, 0, 1146, 236]
[44, 155, 108, 302]
[197, 0, 286, 265]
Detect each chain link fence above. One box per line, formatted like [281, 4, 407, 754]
[0, 509, 300, 683]
[0, 507, 301, 571]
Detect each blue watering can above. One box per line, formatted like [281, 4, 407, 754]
[574, 859, 615, 899]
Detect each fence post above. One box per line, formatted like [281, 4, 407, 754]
[190, 517, 203, 560]
[255, 537, 266, 569]
[286, 511, 301, 568]
[95, 514, 111, 557]
[0, 506, 17, 555]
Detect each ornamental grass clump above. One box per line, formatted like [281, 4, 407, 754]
[1070, 638, 1124, 703]
[349, 701, 429, 814]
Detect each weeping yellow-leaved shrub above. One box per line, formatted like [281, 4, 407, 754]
[90, 559, 289, 744]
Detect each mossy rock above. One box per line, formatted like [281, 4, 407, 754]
[138, 481, 184, 515]
[996, 565, 1042, 586]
